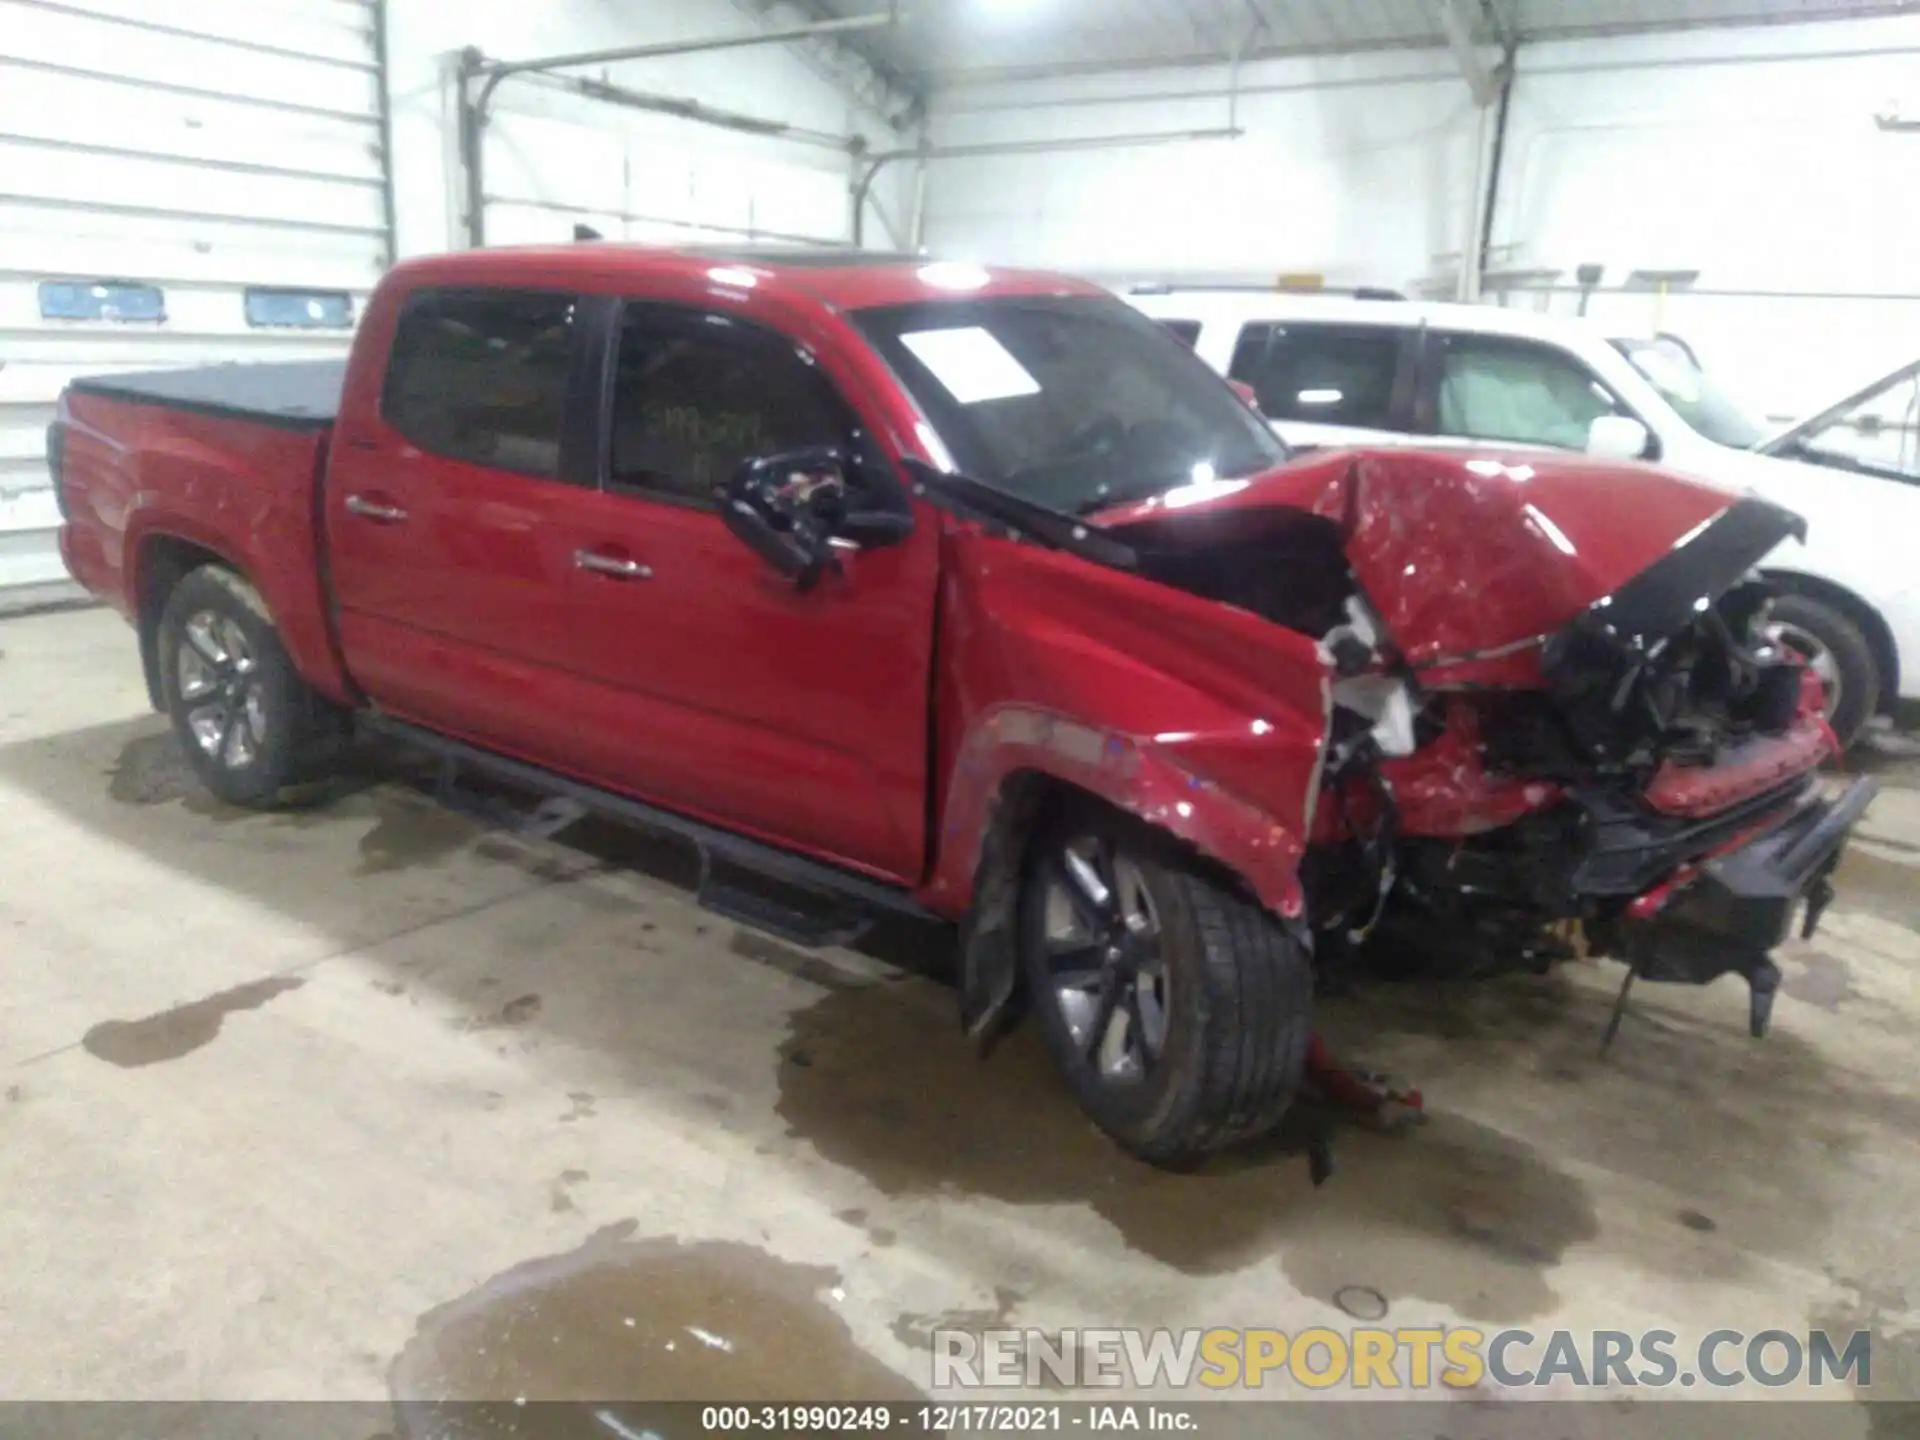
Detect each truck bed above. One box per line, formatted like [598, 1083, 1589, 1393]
[66, 360, 345, 433]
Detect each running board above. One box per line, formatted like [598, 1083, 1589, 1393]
[362, 714, 939, 946]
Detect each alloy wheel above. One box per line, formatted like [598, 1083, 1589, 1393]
[1038, 835, 1172, 1084]
[176, 610, 267, 770]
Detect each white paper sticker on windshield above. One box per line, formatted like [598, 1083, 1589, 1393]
[900, 327, 1041, 405]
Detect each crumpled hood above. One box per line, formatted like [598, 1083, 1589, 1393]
[1105, 446, 1805, 683]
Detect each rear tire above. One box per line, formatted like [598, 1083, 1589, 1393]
[157, 565, 349, 808]
[1018, 807, 1313, 1166]
[1770, 593, 1878, 748]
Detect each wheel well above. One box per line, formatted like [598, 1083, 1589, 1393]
[1762, 570, 1899, 713]
[136, 536, 231, 712]
[956, 766, 1301, 1050]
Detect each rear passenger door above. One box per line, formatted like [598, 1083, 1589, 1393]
[1226, 321, 1418, 450]
[326, 287, 596, 761]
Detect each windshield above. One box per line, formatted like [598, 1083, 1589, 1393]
[852, 295, 1287, 515]
[1767, 360, 1920, 483]
[1614, 337, 1768, 450]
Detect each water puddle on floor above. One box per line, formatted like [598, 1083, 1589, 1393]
[775, 983, 1595, 1324]
[391, 1221, 920, 1436]
[82, 975, 304, 1067]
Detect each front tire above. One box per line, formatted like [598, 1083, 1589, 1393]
[157, 565, 347, 807]
[1770, 593, 1878, 748]
[1018, 809, 1313, 1166]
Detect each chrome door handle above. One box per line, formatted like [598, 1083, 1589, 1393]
[574, 549, 652, 580]
[344, 494, 408, 522]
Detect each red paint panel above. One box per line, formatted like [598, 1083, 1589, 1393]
[1101, 445, 1738, 680]
[1643, 714, 1837, 818]
[919, 527, 1330, 918]
[59, 392, 352, 703]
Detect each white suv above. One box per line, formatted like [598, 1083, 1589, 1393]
[1128, 287, 1920, 746]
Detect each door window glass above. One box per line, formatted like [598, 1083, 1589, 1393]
[1227, 322, 1400, 427]
[382, 289, 575, 478]
[1437, 336, 1624, 449]
[608, 310, 847, 506]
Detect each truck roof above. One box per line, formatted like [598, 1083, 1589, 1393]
[384, 243, 1110, 313]
[1126, 286, 1642, 347]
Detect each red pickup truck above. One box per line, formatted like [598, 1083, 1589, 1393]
[52, 244, 1873, 1163]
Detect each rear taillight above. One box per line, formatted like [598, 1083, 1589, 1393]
[46, 421, 68, 520]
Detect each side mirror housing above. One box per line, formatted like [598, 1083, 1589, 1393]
[1587, 414, 1652, 461]
[717, 447, 913, 590]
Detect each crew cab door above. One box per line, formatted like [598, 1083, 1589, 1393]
[554, 298, 939, 881]
[325, 287, 597, 760]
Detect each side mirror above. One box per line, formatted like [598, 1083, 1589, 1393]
[1586, 414, 1652, 461]
[717, 447, 912, 591]
[1229, 379, 1263, 414]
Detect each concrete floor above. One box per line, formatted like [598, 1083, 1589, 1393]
[4, 604, 1920, 1436]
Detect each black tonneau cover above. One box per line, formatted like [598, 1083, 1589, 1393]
[67, 360, 346, 433]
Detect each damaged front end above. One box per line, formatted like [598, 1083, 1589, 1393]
[1113, 448, 1877, 1040]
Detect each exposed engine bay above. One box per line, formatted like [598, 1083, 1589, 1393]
[1110, 449, 1875, 1041]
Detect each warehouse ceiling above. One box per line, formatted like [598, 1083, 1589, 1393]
[786, 0, 1920, 89]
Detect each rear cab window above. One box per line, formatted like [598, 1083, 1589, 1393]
[1227, 321, 1405, 428]
[381, 288, 577, 479]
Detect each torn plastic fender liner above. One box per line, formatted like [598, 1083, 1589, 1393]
[932, 707, 1316, 1042]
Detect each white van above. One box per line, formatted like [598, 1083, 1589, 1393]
[1129, 287, 1920, 746]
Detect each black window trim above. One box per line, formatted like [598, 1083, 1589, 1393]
[1227, 318, 1420, 432]
[589, 297, 888, 515]
[1414, 328, 1662, 461]
[378, 284, 598, 487]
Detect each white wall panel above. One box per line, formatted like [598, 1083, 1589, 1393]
[478, 86, 865, 250]
[923, 50, 1479, 287]
[925, 11, 1920, 425]
[42, 0, 380, 65]
[0, 0, 389, 596]
[1487, 14, 1920, 419]
[0, 207, 386, 292]
[0, 69, 386, 182]
[1, 0, 381, 114]
[385, 0, 909, 258]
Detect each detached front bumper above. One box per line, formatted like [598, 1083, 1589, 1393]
[1615, 774, 1878, 1036]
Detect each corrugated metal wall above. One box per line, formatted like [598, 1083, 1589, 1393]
[0, 0, 390, 603]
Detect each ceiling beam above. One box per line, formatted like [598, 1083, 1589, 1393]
[736, 0, 925, 129]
